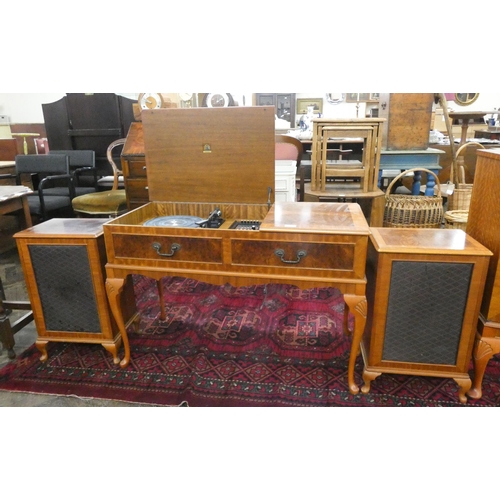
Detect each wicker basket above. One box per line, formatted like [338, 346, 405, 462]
[444, 210, 468, 230]
[383, 168, 444, 228]
[447, 162, 473, 211]
[447, 142, 484, 211]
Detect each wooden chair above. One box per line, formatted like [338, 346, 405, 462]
[71, 139, 128, 217]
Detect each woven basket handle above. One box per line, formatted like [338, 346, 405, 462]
[451, 141, 485, 186]
[386, 168, 442, 198]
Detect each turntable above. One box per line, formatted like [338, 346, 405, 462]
[103, 106, 371, 396]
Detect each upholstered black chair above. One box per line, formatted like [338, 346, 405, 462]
[71, 139, 128, 218]
[49, 150, 98, 196]
[14, 154, 75, 221]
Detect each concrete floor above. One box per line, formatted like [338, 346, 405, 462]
[0, 245, 156, 407]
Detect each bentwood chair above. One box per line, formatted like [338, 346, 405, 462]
[71, 139, 128, 217]
[14, 154, 76, 222]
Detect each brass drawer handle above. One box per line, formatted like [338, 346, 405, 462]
[152, 242, 181, 258]
[274, 249, 307, 265]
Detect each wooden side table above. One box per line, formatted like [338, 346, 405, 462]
[361, 228, 491, 403]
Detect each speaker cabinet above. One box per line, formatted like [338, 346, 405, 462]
[15, 219, 136, 364]
[362, 228, 491, 403]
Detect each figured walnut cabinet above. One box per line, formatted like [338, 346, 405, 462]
[361, 228, 491, 403]
[15, 219, 137, 363]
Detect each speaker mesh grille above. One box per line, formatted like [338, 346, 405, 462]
[382, 261, 472, 365]
[29, 245, 101, 333]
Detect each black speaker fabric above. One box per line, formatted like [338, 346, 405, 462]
[382, 261, 473, 365]
[29, 245, 101, 333]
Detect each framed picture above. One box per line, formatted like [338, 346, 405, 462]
[297, 98, 323, 115]
[346, 93, 370, 102]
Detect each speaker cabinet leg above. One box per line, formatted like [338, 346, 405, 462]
[102, 338, 123, 365]
[106, 278, 131, 369]
[36, 340, 49, 362]
[361, 369, 382, 394]
[468, 334, 500, 400]
[344, 294, 367, 395]
[454, 377, 472, 404]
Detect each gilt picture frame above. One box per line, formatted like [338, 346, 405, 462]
[296, 98, 323, 115]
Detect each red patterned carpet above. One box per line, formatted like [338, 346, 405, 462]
[1, 275, 499, 406]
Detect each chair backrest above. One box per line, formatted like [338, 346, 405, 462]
[106, 139, 126, 190]
[275, 135, 303, 168]
[49, 149, 95, 168]
[0, 138, 19, 161]
[15, 154, 70, 175]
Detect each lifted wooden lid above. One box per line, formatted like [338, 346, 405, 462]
[141, 106, 276, 205]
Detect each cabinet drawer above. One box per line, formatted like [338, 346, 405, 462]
[124, 158, 147, 178]
[126, 179, 149, 201]
[111, 234, 223, 264]
[231, 239, 356, 272]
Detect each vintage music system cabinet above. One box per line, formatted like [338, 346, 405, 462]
[361, 228, 491, 403]
[103, 106, 372, 395]
[465, 148, 500, 398]
[15, 218, 137, 363]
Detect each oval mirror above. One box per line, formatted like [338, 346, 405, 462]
[325, 93, 345, 105]
[454, 93, 479, 106]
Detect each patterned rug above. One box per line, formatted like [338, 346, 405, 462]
[1, 275, 499, 407]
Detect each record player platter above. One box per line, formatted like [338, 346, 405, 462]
[143, 216, 205, 228]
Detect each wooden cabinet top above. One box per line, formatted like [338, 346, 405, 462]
[369, 227, 492, 256]
[14, 218, 107, 239]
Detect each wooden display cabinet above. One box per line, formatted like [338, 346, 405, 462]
[361, 227, 491, 403]
[15, 219, 137, 363]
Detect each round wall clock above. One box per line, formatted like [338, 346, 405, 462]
[138, 93, 167, 110]
[202, 93, 235, 107]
